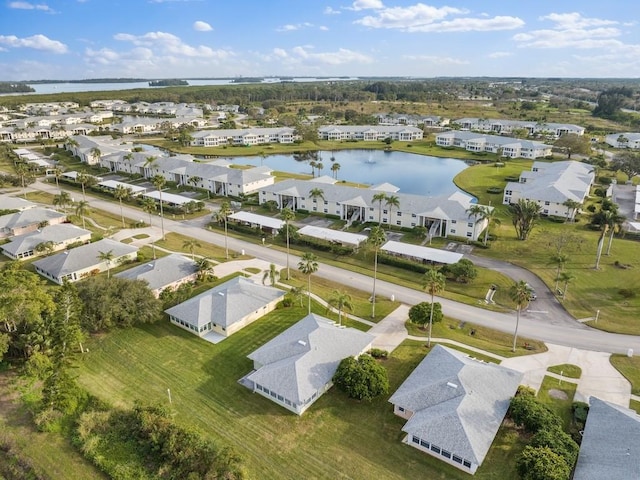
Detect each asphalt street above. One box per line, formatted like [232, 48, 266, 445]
[31, 179, 640, 354]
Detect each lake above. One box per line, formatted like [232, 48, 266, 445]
[218, 150, 470, 197]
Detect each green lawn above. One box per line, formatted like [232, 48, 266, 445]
[154, 231, 246, 262]
[547, 364, 582, 379]
[536, 376, 577, 430]
[610, 355, 640, 395]
[75, 314, 523, 479]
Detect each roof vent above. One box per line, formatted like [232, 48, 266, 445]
[297, 340, 307, 346]
[217, 292, 225, 296]
[446, 382, 458, 389]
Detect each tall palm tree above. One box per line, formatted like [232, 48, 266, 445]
[52, 166, 64, 194]
[385, 195, 400, 229]
[144, 155, 158, 177]
[594, 210, 614, 270]
[316, 162, 324, 175]
[479, 206, 500, 246]
[509, 280, 533, 352]
[90, 147, 101, 165]
[558, 271, 575, 301]
[97, 249, 115, 278]
[330, 162, 341, 179]
[188, 175, 203, 190]
[298, 252, 319, 314]
[14, 162, 30, 199]
[562, 199, 581, 222]
[605, 211, 625, 256]
[372, 192, 387, 225]
[53, 191, 72, 212]
[151, 174, 166, 241]
[141, 197, 157, 226]
[214, 201, 233, 259]
[77, 173, 97, 201]
[509, 199, 541, 241]
[466, 204, 484, 239]
[309, 188, 325, 206]
[182, 238, 201, 261]
[549, 252, 569, 291]
[74, 200, 90, 229]
[327, 290, 353, 326]
[367, 226, 386, 318]
[113, 185, 131, 228]
[422, 268, 446, 348]
[281, 207, 296, 279]
[262, 263, 280, 286]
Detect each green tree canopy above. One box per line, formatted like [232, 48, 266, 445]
[333, 354, 389, 401]
[553, 133, 591, 159]
[610, 151, 640, 179]
[516, 446, 571, 480]
[408, 302, 443, 327]
[509, 199, 541, 241]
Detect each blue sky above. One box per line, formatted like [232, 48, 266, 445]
[1, 0, 639, 80]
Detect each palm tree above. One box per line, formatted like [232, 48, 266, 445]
[309, 188, 325, 206]
[262, 263, 280, 286]
[327, 290, 353, 326]
[367, 226, 386, 318]
[151, 174, 166, 240]
[422, 268, 446, 348]
[549, 252, 569, 291]
[144, 155, 158, 177]
[330, 162, 341, 179]
[479, 206, 500, 246]
[298, 252, 319, 314]
[188, 176, 203, 190]
[594, 210, 614, 270]
[214, 201, 233, 259]
[141, 197, 157, 226]
[281, 207, 296, 279]
[53, 191, 72, 212]
[605, 212, 625, 256]
[183, 238, 201, 261]
[372, 192, 387, 225]
[562, 199, 581, 222]
[466, 204, 484, 239]
[113, 185, 131, 228]
[14, 162, 30, 199]
[557, 271, 575, 301]
[288, 286, 305, 308]
[90, 147, 101, 165]
[385, 195, 400, 229]
[76, 173, 94, 201]
[316, 162, 324, 175]
[52, 166, 64, 194]
[97, 249, 115, 278]
[195, 257, 214, 282]
[509, 199, 541, 241]
[509, 280, 533, 352]
[74, 200, 90, 229]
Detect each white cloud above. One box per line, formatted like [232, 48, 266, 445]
[350, 0, 384, 11]
[0, 34, 67, 53]
[514, 12, 625, 49]
[276, 22, 315, 32]
[354, 3, 523, 32]
[8, 1, 54, 12]
[324, 6, 340, 15]
[114, 31, 229, 58]
[261, 46, 373, 67]
[193, 20, 213, 31]
[319, 25, 329, 31]
[403, 54, 469, 65]
[488, 51, 513, 58]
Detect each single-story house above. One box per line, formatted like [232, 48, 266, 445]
[0, 208, 67, 238]
[573, 397, 640, 480]
[115, 253, 198, 297]
[502, 160, 595, 219]
[165, 276, 285, 340]
[241, 313, 375, 415]
[1, 223, 91, 260]
[32, 238, 138, 284]
[0, 195, 36, 212]
[389, 345, 522, 474]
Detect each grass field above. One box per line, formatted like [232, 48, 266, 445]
[610, 355, 640, 395]
[547, 364, 582, 379]
[75, 313, 525, 480]
[154, 231, 246, 262]
[536, 375, 577, 429]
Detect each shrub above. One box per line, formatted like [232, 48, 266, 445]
[509, 393, 562, 433]
[530, 426, 579, 465]
[368, 348, 389, 359]
[486, 186, 503, 194]
[333, 354, 389, 401]
[619, 288, 636, 298]
[598, 176, 613, 185]
[505, 176, 520, 182]
[408, 302, 443, 327]
[516, 446, 571, 480]
[586, 204, 597, 213]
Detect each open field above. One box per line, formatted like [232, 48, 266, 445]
[74, 314, 526, 479]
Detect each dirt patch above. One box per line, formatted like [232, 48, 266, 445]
[548, 388, 569, 400]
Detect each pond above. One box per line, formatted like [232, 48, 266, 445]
[221, 149, 470, 197]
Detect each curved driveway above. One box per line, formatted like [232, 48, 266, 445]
[32, 180, 640, 354]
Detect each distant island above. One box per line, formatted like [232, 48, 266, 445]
[149, 79, 189, 87]
[0, 82, 35, 93]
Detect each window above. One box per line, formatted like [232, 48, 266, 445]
[453, 455, 462, 464]
[466, 232, 472, 237]
[369, 216, 373, 220]
[505, 190, 512, 195]
[256, 384, 263, 391]
[451, 229, 456, 234]
[544, 201, 550, 206]
[420, 439, 429, 449]
[383, 209, 388, 214]
[463, 460, 471, 468]
[397, 406, 405, 412]
[451, 220, 457, 224]
[412, 436, 420, 444]
[442, 450, 451, 459]
[431, 445, 441, 454]
[411, 222, 416, 227]
[323, 209, 328, 213]
[397, 211, 402, 216]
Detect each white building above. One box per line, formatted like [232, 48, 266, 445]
[604, 132, 640, 149]
[435, 131, 552, 159]
[454, 118, 585, 137]
[317, 125, 424, 142]
[190, 127, 297, 147]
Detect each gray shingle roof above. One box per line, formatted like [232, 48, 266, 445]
[0, 195, 36, 211]
[1, 223, 91, 257]
[164, 276, 285, 329]
[115, 253, 197, 291]
[507, 160, 594, 203]
[32, 238, 138, 278]
[246, 314, 374, 405]
[573, 397, 640, 480]
[0, 208, 66, 232]
[389, 345, 522, 465]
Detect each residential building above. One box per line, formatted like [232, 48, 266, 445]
[0, 194, 36, 212]
[502, 160, 595, 218]
[189, 127, 297, 147]
[453, 118, 584, 137]
[389, 345, 522, 474]
[604, 132, 640, 149]
[0, 208, 67, 238]
[165, 276, 285, 340]
[1, 223, 91, 260]
[317, 125, 424, 142]
[32, 238, 138, 284]
[115, 253, 198, 297]
[259, 178, 490, 241]
[573, 397, 640, 480]
[241, 314, 374, 415]
[374, 113, 449, 128]
[435, 130, 552, 159]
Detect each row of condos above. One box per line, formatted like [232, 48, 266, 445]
[189, 127, 298, 147]
[317, 125, 424, 142]
[435, 131, 552, 159]
[99, 151, 274, 197]
[0, 125, 94, 143]
[453, 118, 585, 137]
[258, 178, 490, 242]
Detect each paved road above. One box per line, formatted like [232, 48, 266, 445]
[31, 180, 640, 354]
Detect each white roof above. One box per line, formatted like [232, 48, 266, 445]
[298, 225, 367, 247]
[229, 211, 284, 230]
[98, 180, 147, 195]
[143, 190, 193, 205]
[381, 240, 463, 264]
